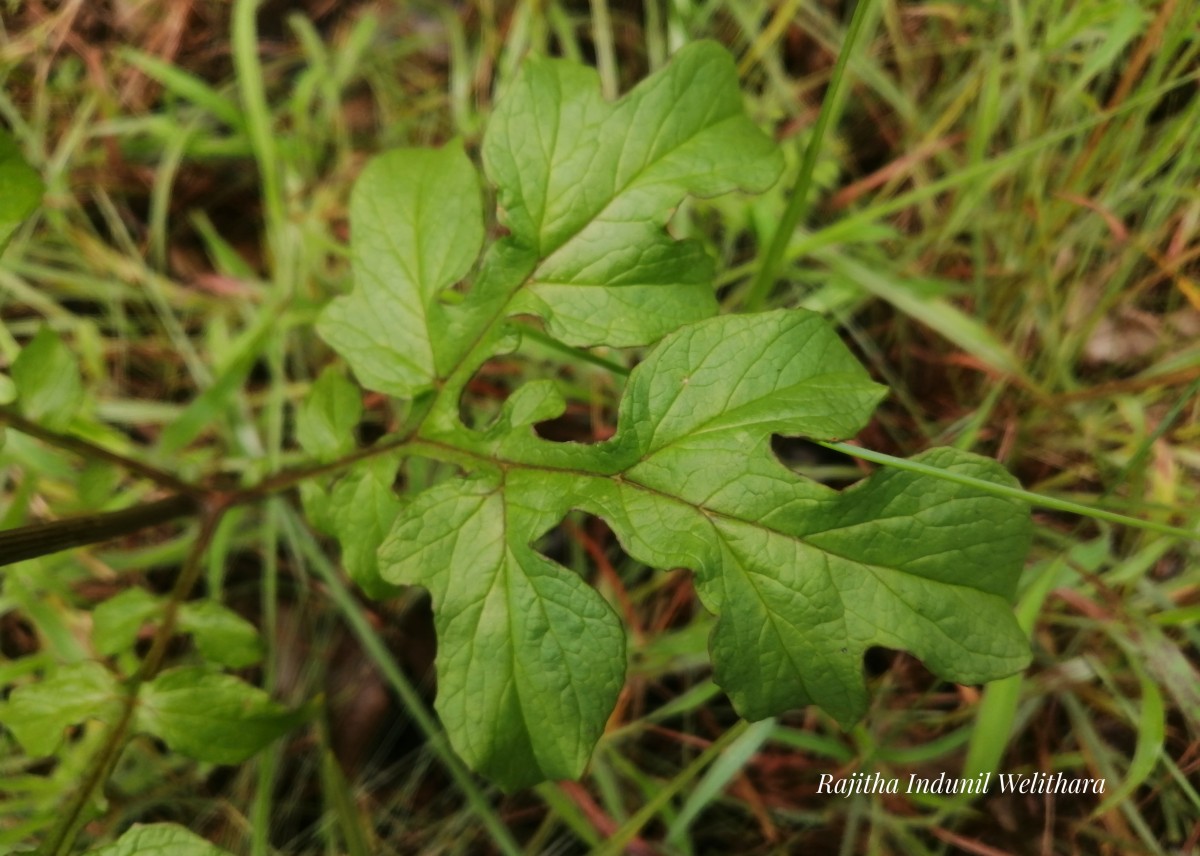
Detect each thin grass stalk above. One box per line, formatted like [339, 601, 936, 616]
[744, 0, 877, 310]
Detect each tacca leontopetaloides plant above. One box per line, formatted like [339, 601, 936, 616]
[311, 41, 1032, 790]
[0, 41, 1032, 805]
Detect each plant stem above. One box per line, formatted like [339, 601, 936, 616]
[743, 0, 876, 311]
[0, 493, 198, 567]
[0, 414, 417, 566]
[136, 506, 229, 680]
[40, 691, 140, 856]
[42, 507, 226, 856]
[233, 431, 414, 500]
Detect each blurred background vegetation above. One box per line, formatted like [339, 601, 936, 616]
[1, 0, 1198, 853]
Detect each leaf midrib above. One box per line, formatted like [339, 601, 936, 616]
[413, 437, 1010, 601]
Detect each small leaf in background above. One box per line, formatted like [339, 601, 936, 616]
[137, 667, 307, 765]
[0, 662, 122, 756]
[328, 460, 403, 599]
[178, 601, 264, 668]
[93, 588, 161, 656]
[84, 822, 234, 856]
[299, 478, 334, 535]
[78, 460, 122, 510]
[0, 129, 43, 252]
[93, 593, 263, 668]
[487, 378, 566, 434]
[11, 327, 85, 431]
[295, 366, 362, 462]
[0, 373, 12, 449]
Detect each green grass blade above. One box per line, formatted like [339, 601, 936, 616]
[745, 0, 878, 310]
[594, 721, 750, 856]
[1091, 662, 1165, 818]
[820, 441, 1200, 541]
[665, 717, 775, 845]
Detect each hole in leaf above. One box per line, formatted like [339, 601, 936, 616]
[863, 646, 896, 678]
[530, 521, 573, 567]
[532, 405, 613, 444]
[0, 611, 39, 658]
[771, 435, 866, 488]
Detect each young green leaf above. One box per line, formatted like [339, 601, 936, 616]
[486, 378, 567, 436]
[0, 662, 123, 756]
[0, 130, 43, 252]
[295, 366, 362, 462]
[326, 459, 404, 599]
[11, 327, 85, 431]
[93, 592, 263, 668]
[136, 667, 307, 765]
[93, 588, 161, 656]
[84, 823, 234, 856]
[317, 141, 484, 398]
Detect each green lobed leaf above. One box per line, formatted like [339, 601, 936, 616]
[136, 667, 307, 765]
[0, 662, 123, 756]
[0, 130, 43, 252]
[317, 141, 485, 398]
[378, 311, 1031, 788]
[84, 822, 234, 856]
[317, 41, 783, 399]
[312, 41, 1032, 793]
[378, 478, 625, 789]
[295, 366, 362, 462]
[565, 312, 1028, 726]
[11, 327, 85, 431]
[483, 41, 782, 348]
[327, 459, 404, 599]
